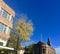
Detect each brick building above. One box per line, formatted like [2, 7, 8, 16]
[33, 40, 56, 54]
[0, 0, 15, 46]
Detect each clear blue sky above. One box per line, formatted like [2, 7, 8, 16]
[4, 0, 60, 47]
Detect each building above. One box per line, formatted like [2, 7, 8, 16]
[24, 38, 56, 54]
[33, 39, 56, 54]
[0, 0, 15, 46]
[33, 42, 56, 54]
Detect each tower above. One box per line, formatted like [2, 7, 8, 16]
[47, 38, 51, 46]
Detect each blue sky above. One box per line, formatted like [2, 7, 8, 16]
[4, 0, 60, 48]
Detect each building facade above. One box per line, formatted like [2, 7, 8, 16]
[0, 0, 15, 46]
[33, 41, 56, 54]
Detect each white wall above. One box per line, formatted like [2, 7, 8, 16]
[0, 38, 8, 46]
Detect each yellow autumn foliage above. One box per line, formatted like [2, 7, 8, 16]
[15, 18, 33, 41]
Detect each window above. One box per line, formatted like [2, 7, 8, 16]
[0, 23, 11, 34]
[43, 49, 45, 53]
[0, 23, 7, 33]
[7, 13, 10, 20]
[0, 23, 4, 32]
[0, 42, 3, 46]
[0, 8, 3, 15]
[0, 8, 14, 22]
[5, 27, 11, 35]
[10, 16, 13, 23]
[2, 9, 8, 18]
[0, 8, 11, 21]
[3, 25, 7, 33]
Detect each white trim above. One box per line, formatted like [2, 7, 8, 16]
[0, 46, 14, 50]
